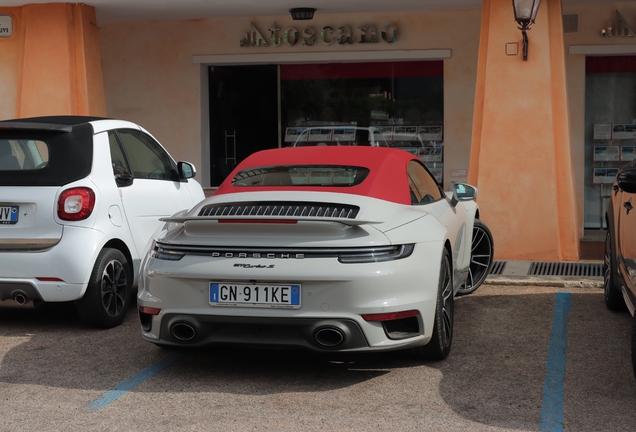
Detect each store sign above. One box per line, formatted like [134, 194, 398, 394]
[0, 15, 12, 38]
[240, 21, 399, 48]
[601, 8, 635, 37]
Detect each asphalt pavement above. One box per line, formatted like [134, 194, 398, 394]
[2, 266, 634, 432]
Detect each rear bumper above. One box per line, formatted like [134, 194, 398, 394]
[141, 312, 432, 353]
[146, 314, 371, 352]
[0, 279, 83, 303]
[138, 241, 443, 351]
[0, 226, 108, 302]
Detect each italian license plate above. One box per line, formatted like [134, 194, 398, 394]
[210, 283, 301, 309]
[0, 206, 18, 224]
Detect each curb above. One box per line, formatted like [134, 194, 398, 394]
[484, 275, 603, 288]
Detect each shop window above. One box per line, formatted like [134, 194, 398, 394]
[280, 61, 444, 184]
[584, 56, 636, 228]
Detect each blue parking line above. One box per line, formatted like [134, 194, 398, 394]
[86, 352, 184, 410]
[540, 292, 571, 432]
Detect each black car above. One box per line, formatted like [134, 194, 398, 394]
[604, 158, 636, 378]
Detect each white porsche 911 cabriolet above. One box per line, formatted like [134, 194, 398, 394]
[138, 146, 493, 359]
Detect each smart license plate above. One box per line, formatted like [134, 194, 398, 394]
[210, 283, 301, 309]
[0, 206, 18, 224]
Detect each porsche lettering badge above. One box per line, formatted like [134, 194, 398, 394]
[211, 252, 305, 259]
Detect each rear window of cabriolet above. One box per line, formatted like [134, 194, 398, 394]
[0, 139, 49, 171]
[0, 123, 93, 186]
[232, 165, 369, 187]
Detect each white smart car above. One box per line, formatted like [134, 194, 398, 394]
[138, 146, 493, 359]
[0, 116, 205, 328]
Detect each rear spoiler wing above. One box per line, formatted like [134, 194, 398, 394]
[160, 216, 381, 227]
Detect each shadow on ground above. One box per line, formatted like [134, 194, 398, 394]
[0, 289, 634, 431]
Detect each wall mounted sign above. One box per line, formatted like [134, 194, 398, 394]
[593, 145, 620, 162]
[593, 168, 619, 184]
[612, 123, 636, 139]
[240, 21, 399, 48]
[593, 123, 612, 140]
[0, 15, 12, 38]
[622, 146, 636, 161]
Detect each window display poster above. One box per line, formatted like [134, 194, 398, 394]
[308, 127, 332, 142]
[593, 167, 619, 184]
[621, 146, 636, 161]
[593, 145, 620, 162]
[285, 127, 307, 142]
[332, 127, 356, 141]
[393, 126, 418, 141]
[376, 126, 393, 140]
[593, 124, 612, 140]
[419, 125, 443, 141]
[419, 146, 443, 162]
[612, 124, 636, 139]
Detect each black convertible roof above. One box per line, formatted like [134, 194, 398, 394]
[0, 116, 109, 132]
[0, 116, 97, 186]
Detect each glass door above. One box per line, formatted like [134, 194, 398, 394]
[209, 65, 278, 186]
[584, 56, 636, 228]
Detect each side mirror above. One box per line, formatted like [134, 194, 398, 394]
[450, 182, 478, 207]
[178, 161, 196, 180]
[617, 168, 636, 194]
[114, 167, 133, 187]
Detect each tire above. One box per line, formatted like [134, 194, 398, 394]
[76, 248, 132, 328]
[457, 220, 494, 296]
[604, 231, 625, 311]
[415, 248, 454, 360]
[632, 313, 636, 380]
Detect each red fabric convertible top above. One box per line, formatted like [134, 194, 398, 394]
[214, 147, 419, 205]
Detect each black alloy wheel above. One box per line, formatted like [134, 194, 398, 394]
[415, 248, 454, 360]
[76, 248, 131, 328]
[100, 258, 128, 317]
[604, 231, 625, 311]
[457, 220, 494, 296]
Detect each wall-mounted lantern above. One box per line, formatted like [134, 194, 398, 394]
[289, 8, 316, 21]
[512, 0, 541, 60]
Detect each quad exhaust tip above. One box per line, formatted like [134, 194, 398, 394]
[170, 322, 197, 342]
[314, 326, 346, 347]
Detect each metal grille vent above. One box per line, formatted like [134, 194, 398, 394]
[198, 201, 360, 219]
[489, 261, 507, 275]
[563, 14, 579, 33]
[528, 262, 603, 277]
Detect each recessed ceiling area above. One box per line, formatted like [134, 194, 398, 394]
[0, 0, 619, 23]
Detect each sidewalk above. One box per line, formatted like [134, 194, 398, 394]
[484, 260, 604, 288]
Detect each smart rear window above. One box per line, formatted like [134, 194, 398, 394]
[0, 139, 49, 171]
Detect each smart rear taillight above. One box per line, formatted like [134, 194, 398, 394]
[57, 187, 95, 221]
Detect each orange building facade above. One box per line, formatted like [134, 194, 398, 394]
[1, 1, 635, 262]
